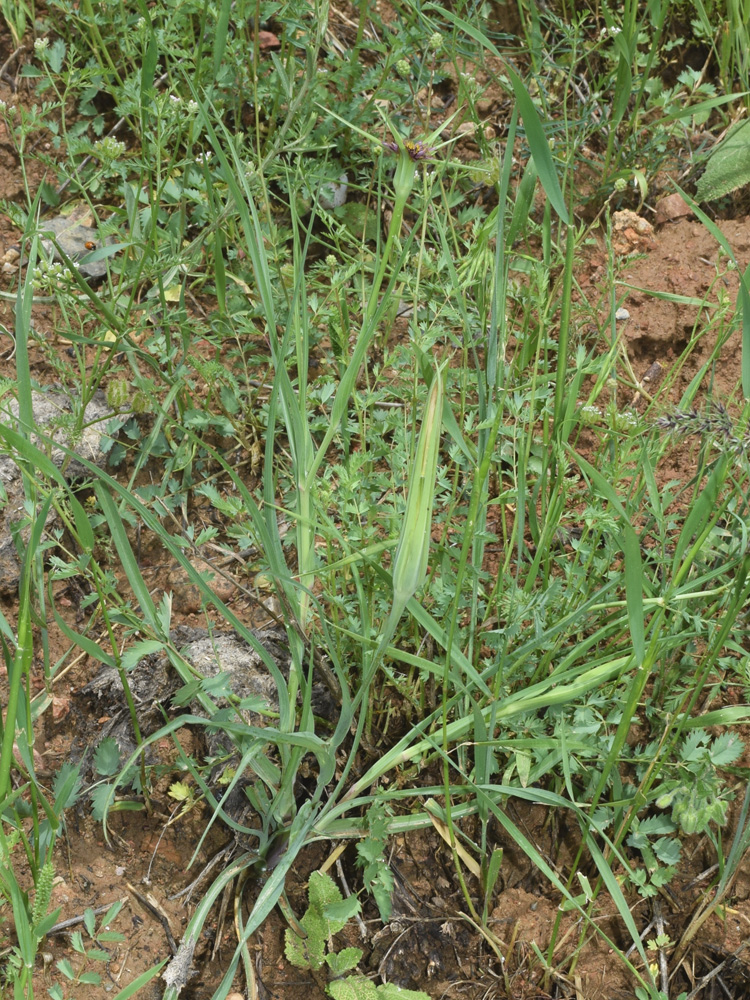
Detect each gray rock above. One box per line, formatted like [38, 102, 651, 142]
[80, 627, 297, 837]
[83, 626, 287, 733]
[0, 389, 123, 596]
[39, 214, 115, 279]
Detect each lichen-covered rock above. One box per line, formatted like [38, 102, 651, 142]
[0, 389, 124, 596]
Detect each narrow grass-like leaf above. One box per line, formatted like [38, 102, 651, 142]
[94, 485, 158, 628]
[424, 4, 502, 57]
[671, 456, 727, 576]
[212, 0, 232, 78]
[505, 66, 569, 223]
[570, 450, 644, 661]
[617, 282, 723, 308]
[390, 364, 443, 617]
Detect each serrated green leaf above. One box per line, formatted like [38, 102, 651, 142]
[327, 976, 378, 1000]
[325, 946, 363, 975]
[203, 671, 235, 699]
[90, 783, 115, 821]
[100, 899, 125, 929]
[168, 781, 192, 802]
[637, 815, 676, 837]
[121, 639, 164, 672]
[56, 958, 75, 979]
[308, 871, 345, 927]
[48, 38, 66, 74]
[682, 729, 708, 759]
[171, 678, 202, 707]
[362, 861, 394, 924]
[710, 732, 744, 766]
[284, 927, 309, 969]
[83, 907, 96, 937]
[324, 897, 361, 924]
[87, 948, 112, 962]
[357, 840, 381, 864]
[78, 971, 102, 985]
[653, 837, 681, 866]
[93, 738, 121, 777]
[285, 917, 326, 970]
[338, 202, 380, 242]
[53, 762, 82, 810]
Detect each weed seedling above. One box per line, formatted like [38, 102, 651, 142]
[284, 870, 430, 1000]
[51, 900, 126, 995]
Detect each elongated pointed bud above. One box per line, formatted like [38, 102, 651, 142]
[391, 366, 443, 612]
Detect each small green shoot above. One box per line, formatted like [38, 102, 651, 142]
[284, 871, 431, 1000]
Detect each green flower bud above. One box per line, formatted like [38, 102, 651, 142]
[106, 380, 130, 409]
[131, 390, 150, 414]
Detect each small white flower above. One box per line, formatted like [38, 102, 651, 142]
[581, 405, 602, 423]
[93, 136, 126, 161]
[34, 37, 49, 54]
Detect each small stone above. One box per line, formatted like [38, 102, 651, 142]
[654, 192, 693, 225]
[167, 556, 237, 614]
[615, 307, 630, 321]
[318, 173, 348, 210]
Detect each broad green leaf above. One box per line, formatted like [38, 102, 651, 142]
[325, 947, 363, 976]
[94, 738, 121, 777]
[328, 978, 378, 1000]
[506, 66, 569, 223]
[695, 119, 750, 202]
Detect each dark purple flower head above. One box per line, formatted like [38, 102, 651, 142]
[383, 139, 433, 161]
